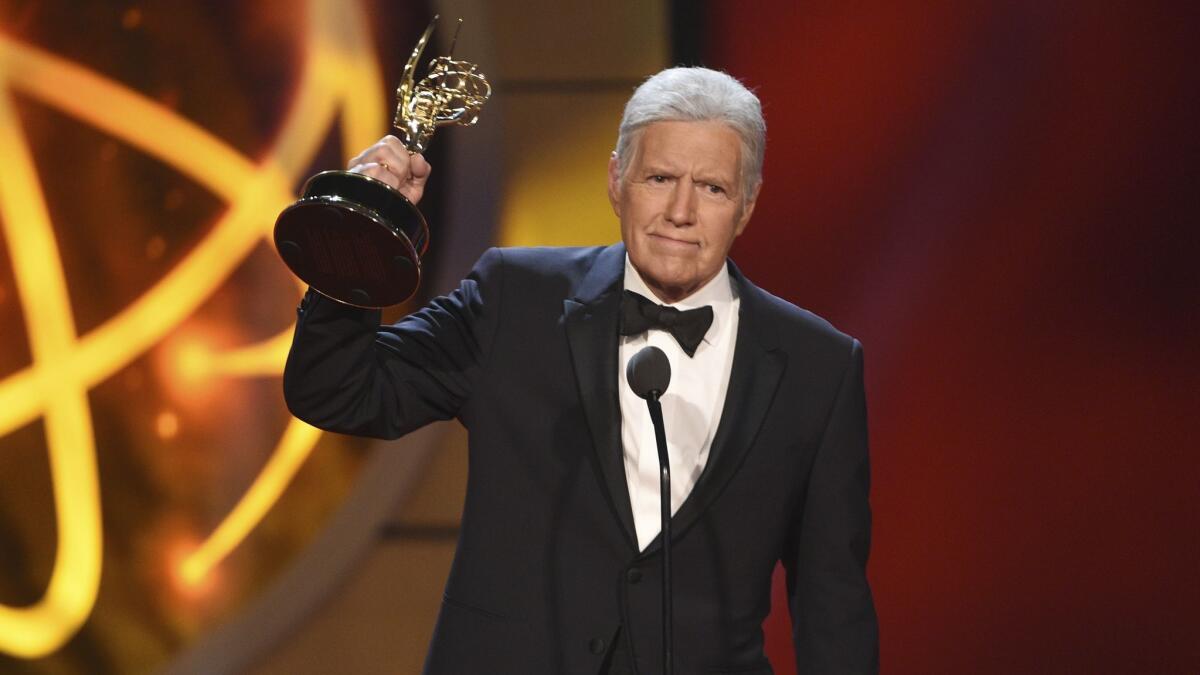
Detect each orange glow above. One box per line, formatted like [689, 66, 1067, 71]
[166, 535, 219, 602]
[154, 328, 231, 410]
[0, 0, 389, 657]
[120, 8, 143, 31]
[155, 411, 179, 439]
[175, 340, 214, 385]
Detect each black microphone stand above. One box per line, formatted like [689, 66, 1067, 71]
[626, 345, 674, 675]
[644, 391, 673, 675]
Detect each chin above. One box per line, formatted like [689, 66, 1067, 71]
[641, 267, 686, 287]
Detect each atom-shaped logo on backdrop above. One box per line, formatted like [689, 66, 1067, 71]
[0, 0, 393, 658]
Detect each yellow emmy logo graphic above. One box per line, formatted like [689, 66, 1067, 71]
[0, 0, 390, 658]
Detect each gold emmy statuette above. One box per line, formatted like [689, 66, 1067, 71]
[273, 17, 490, 308]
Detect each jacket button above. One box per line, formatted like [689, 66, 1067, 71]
[626, 568, 643, 583]
[589, 637, 606, 654]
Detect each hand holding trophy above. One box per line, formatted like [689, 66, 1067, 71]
[274, 17, 490, 308]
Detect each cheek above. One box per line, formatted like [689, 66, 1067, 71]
[627, 201, 651, 225]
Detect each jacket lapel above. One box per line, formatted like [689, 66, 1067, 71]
[639, 261, 787, 558]
[563, 243, 638, 550]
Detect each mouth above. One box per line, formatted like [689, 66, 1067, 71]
[648, 233, 699, 249]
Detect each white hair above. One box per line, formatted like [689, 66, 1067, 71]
[615, 67, 766, 202]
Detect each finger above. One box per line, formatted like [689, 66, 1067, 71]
[398, 174, 425, 206]
[408, 153, 432, 183]
[346, 135, 401, 170]
[381, 134, 409, 159]
[373, 143, 412, 181]
[346, 142, 381, 170]
[349, 162, 401, 190]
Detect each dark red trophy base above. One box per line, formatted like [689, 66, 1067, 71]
[273, 171, 429, 308]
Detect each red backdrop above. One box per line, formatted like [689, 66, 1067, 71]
[706, 2, 1200, 672]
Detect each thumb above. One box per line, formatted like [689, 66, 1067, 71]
[409, 153, 432, 186]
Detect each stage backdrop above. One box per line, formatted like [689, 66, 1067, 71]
[0, 1, 437, 672]
[703, 1, 1200, 673]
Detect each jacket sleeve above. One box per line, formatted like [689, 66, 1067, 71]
[282, 247, 504, 439]
[785, 338, 879, 673]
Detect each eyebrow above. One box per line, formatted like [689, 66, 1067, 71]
[638, 162, 677, 175]
[694, 171, 737, 189]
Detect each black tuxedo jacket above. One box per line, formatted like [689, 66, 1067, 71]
[283, 243, 878, 674]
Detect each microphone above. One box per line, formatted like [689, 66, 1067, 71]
[626, 345, 674, 675]
[626, 345, 671, 400]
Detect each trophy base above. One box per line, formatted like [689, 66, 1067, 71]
[273, 171, 430, 309]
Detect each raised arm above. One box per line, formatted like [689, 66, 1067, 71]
[281, 134, 500, 439]
[283, 246, 503, 439]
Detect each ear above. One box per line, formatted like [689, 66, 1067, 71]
[607, 152, 622, 216]
[733, 181, 761, 237]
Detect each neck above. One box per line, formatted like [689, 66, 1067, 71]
[624, 253, 731, 306]
[645, 282, 699, 304]
[642, 267, 725, 305]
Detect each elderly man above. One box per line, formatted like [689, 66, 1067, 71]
[284, 67, 878, 675]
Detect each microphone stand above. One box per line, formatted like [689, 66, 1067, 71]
[644, 391, 673, 675]
[626, 345, 674, 675]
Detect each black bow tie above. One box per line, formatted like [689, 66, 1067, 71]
[619, 290, 714, 357]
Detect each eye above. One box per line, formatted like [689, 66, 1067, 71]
[705, 183, 726, 195]
[648, 175, 668, 184]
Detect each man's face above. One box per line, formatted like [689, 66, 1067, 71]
[609, 120, 759, 303]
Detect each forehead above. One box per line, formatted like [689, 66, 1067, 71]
[631, 120, 742, 178]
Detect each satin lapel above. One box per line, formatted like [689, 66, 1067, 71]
[563, 244, 637, 550]
[639, 263, 786, 558]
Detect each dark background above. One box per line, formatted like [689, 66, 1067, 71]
[695, 2, 1199, 672]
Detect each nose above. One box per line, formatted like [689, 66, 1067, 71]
[664, 179, 697, 227]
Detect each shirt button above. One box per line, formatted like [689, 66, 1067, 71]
[626, 568, 643, 583]
[589, 637, 606, 654]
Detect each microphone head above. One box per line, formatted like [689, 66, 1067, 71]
[626, 345, 671, 400]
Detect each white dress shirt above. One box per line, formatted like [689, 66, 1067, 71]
[619, 256, 740, 551]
